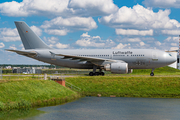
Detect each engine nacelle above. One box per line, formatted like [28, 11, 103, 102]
[104, 62, 128, 74]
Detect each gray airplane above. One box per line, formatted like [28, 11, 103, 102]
[6, 21, 176, 76]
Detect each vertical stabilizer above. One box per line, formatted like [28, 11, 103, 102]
[15, 21, 51, 49]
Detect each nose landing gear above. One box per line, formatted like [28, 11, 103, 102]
[150, 69, 154, 76]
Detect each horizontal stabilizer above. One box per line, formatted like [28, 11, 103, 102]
[6, 49, 37, 57]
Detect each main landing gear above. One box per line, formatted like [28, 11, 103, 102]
[89, 72, 105, 76]
[150, 69, 154, 76]
[89, 65, 105, 76]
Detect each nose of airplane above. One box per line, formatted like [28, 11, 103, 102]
[165, 53, 177, 65]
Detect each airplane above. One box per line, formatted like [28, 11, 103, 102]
[6, 21, 176, 76]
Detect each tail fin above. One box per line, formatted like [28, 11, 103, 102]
[15, 21, 51, 49]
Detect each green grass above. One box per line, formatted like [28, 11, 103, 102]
[0, 80, 80, 111]
[1, 75, 43, 80]
[132, 66, 180, 75]
[0, 109, 44, 120]
[66, 76, 180, 98]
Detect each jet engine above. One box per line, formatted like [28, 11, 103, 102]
[104, 62, 128, 74]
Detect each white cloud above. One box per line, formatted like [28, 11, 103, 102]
[161, 36, 179, 50]
[56, 42, 69, 49]
[115, 29, 153, 36]
[76, 38, 105, 47]
[43, 37, 59, 44]
[75, 32, 116, 48]
[164, 37, 178, 42]
[81, 32, 90, 37]
[43, 37, 69, 49]
[113, 36, 179, 50]
[170, 47, 178, 51]
[68, 0, 118, 16]
[113, 43, 130, 49]
[1, 28, 18, 36]
[19, 44, 25, 50]
[0, 28, 20, 42]
[44, 29, 68, 36]
[0, 0, 118, 17]
[161, 30, 180, 35]
[30, 26, 42, 36]
[0, 42, 5, 48]
[99, 4, 180, 36]
[0, 36, 20, 42]
[0, 1, 29, 16]
[171, 43, 178, 46]
[9, 45, 17, 50]
[140, 41, 145, 46]
[143, 0, 180, 8]
[41, 17, 97, 36]
[0, 0, 70, 17]
[127, 38, 141, 42]
[155, 41, 161, 46]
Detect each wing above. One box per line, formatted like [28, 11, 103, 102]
[50, 51, 126, 66]
[6, 49, 37, 57]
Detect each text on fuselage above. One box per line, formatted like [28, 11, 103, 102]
[113, 51, 133, 54]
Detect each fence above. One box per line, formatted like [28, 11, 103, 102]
[65, 81, 81, 92]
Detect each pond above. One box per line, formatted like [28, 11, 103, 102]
[25, 97, 180, 120]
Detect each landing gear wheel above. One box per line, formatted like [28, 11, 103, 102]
[100, 72, 105, 76]
[150, 72, 154, 76]
[89, 72, 94, 76]
[95, 72, 99, 76]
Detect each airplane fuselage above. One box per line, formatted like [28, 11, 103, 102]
[25, 49, 175, 70]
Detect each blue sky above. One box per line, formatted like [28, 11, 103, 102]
[0, 0, 180, 64]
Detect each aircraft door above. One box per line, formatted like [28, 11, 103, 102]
[152, 52, 158, 61]
[109, 54, 113, 59]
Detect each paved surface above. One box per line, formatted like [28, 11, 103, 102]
[2, 74, 180, 77]
[2, 74, 77, 78]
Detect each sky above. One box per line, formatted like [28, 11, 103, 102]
[0, 0, 180, 64]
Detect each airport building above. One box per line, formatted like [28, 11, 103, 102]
[12, 67, 42, 74]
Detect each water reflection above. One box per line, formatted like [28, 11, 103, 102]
[26, 97, 180, 120]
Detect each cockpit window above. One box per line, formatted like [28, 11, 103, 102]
[169, 54, 172, 56]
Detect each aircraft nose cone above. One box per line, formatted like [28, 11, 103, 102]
[166, 55, 177, 65]
[172, 57, 177, 63]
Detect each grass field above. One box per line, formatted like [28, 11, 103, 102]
[0, 79, 80, 111]
[65, 66, 180, 98]
[0, 66, 180, 111]
[66, 76, 180, 98]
